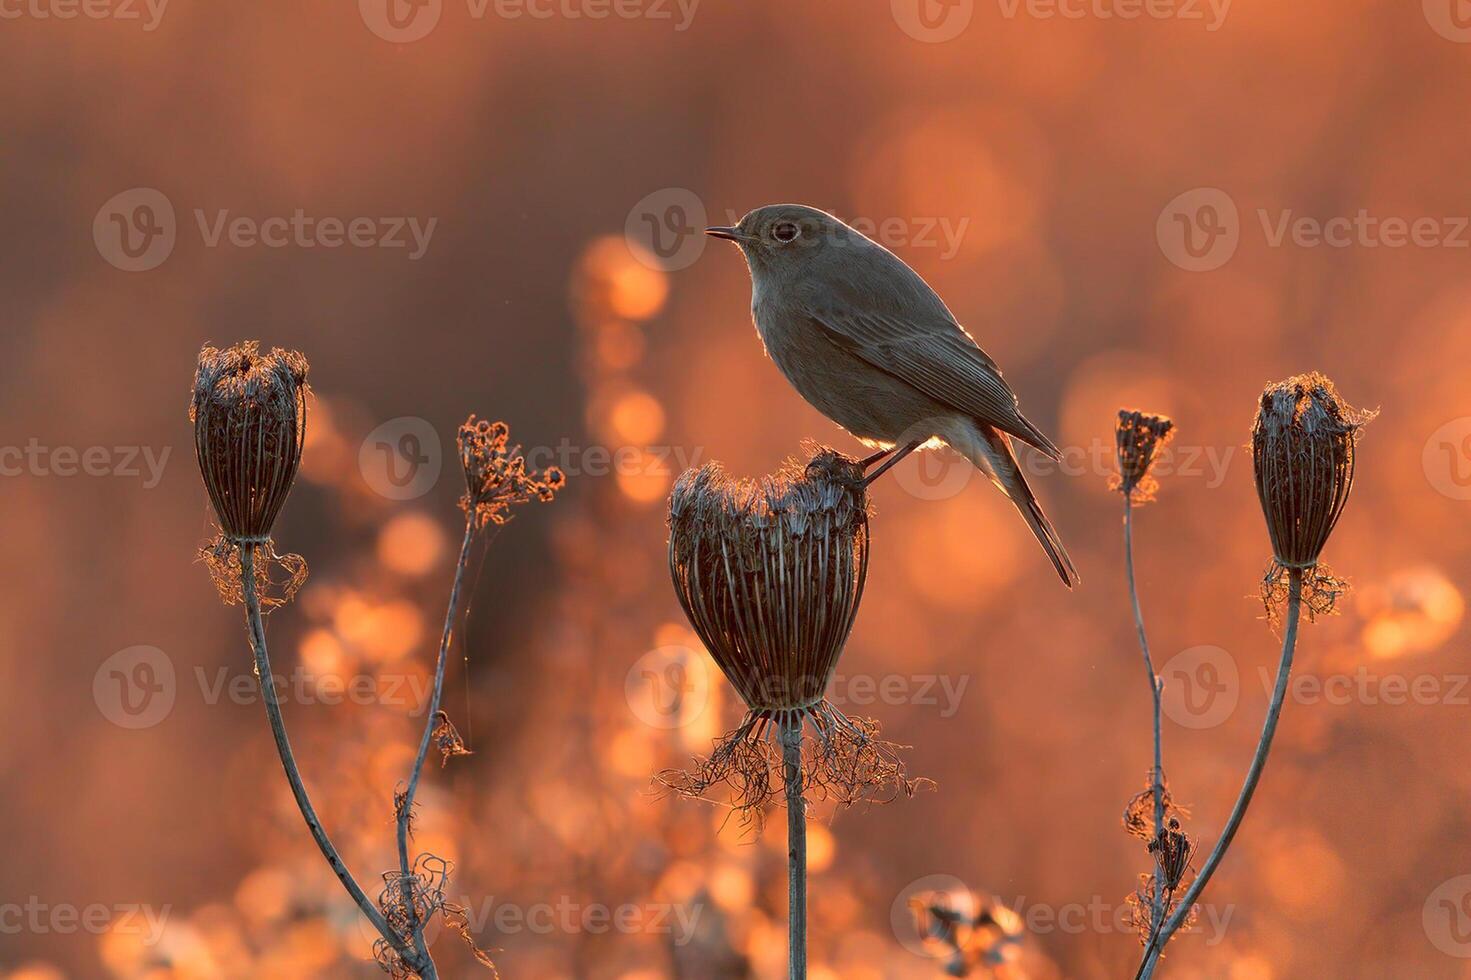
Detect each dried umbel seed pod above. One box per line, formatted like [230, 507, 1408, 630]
[1252, 373, 1373, 615]
[1114, 410, 1175, 502]
[191, 342, 309, 542]
[668, 448, 870, 719]
[457, 415, 565, 529]
[660, 448, 922, 819]
[191, 342, 310, 607]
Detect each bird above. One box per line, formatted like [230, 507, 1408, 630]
[705, 203, 1078, 588]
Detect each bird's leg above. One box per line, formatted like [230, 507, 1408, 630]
[861, 438, 924, 488]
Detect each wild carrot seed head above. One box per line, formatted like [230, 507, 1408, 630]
[457, 415, 564, 529]
[190, 342, 309, 543]
[1113, 409, 1175, 503]
[667, 448, 870, 715]
[1251, 372, 1373, 618]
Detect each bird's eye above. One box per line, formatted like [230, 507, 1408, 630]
[772, 221, 801, 243]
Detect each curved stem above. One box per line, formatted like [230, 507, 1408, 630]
[1135, 568, 1302, 979]
[1123, 498, 1168, 945]
[239, 544, 431, 976]
[782, 718, 808, 980]
[395, 518, 477, 967]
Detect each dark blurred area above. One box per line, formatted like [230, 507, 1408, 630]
[3, 1, 1470, 977]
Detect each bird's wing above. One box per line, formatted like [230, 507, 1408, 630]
[803, 302, 1061, 459]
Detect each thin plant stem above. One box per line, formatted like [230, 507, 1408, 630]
[239, 544, 431, 977]
[395, 517, 477, 967]
[1135, 568, 1303, 979]
[1123, 497, 1168, 946]
[782, 718, 807, 980]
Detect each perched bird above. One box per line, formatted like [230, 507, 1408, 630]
[706, 204, 1078, 587]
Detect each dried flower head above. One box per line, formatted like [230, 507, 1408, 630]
[668, 448, 869, 717]
[1252, 373, 1373, 617]
[660, 449, 926, 822]
[458, 415, 565, 529]
[190, 342, 310, 606]
[1113, 410, 1175, 503]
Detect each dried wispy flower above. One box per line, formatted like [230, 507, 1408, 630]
[1123, 775, 1195, 946]
[1252, 373, 1373, 617]
[190, 342, 310, 607]
[431, 710, 473, 767]
[458, 415, 565, 529]
[659, 448, 922, 821]
[1113, 410, 1175, 503]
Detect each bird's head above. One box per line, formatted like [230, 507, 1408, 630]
[705, 204, 862, 280]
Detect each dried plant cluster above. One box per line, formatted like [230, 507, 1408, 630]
[1252, 372, 1374, 618]
[191, 341, 562, 980]
[1126, 374, 1370, 979]
[1122, 779, 1196, 944]
[191, 342, 310, 607]
[661, 449, 922, 822]
[458, 415, 565, 529]
[1113, 410, 1175, 504]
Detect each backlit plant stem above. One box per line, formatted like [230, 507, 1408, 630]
[239, 544, 434, 978]
[395, 517, 477, 965]
[782, 718, 808, 980]
[1136, 568, 1302, 979]
[1123, 497, 1168, 947]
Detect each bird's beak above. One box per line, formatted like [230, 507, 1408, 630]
[704, 226, 741, 242]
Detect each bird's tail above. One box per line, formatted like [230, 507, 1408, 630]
[950, 418, 1080, 589]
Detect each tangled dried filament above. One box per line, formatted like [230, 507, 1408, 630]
[657, 700, 926, 829]
[374, 855, 497, 980]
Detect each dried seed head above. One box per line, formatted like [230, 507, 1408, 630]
[190, 342, 309, 542]
[667, 448, 870, 715]
[1252, 373, 1370, 568]
[1113, 410, 1175, 503]
[458, 415, 565, 529]
[1252, 373, 1373, 617]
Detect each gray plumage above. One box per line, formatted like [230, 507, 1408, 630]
[708, 203, 1079, 588]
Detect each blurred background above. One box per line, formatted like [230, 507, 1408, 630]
[3, 0, 1471, 976]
